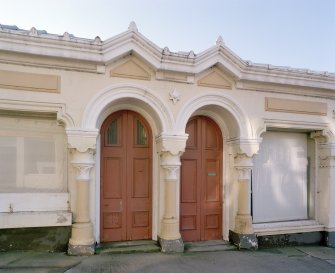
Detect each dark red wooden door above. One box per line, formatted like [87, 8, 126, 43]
[101, 110, 152, 242]
[180, 116, 223, 241]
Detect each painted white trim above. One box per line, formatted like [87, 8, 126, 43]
[0, 211, 72, 229]
[0, 193, 69, 212]
[82, 83, 174, 132]
[175, 91, 253, 139]
[94, 135, 101, 243]
[0, 99, 75, 128]
[254, 220, 324, 236]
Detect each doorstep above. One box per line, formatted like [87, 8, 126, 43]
[95, 240, 161, 254]
[184, 240, 236, 252]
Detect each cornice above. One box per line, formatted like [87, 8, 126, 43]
[0, 30, 102, 62]
[1, 23, 334, 93]
[239, 64, 335, 91]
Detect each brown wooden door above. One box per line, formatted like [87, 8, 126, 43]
[100, 110, 152, 242]
[180, 116, 223, 241]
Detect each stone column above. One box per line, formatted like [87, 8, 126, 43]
[156, 134, 187, 253]
[68, 149, 95, 255]
[229, 154, 257, 249]
[228, 140, 260, 250]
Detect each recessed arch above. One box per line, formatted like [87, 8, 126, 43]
[82, 83, 173, 243]
[82, 83, 174, 133]
[175, 92, 253, 140]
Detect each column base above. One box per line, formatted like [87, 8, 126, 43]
[68, 243, 95, 256]
[160, 218, 180, 240]
[229, 230, 258, 250]
[67, 222, 95, 255]
[158, 236, 184, 253]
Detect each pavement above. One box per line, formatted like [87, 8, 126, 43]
[1, 245, 335, 273]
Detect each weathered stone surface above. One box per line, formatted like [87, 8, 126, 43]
[67, 243, 95, 256]
[158, 236, 184, 253]
[0, 226, 71, 252]
[325, 231, 335, 248]
[258, 232, 323, 248]
[229, 230, 258, 250]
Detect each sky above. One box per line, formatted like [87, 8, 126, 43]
[1, 0, 334, 73]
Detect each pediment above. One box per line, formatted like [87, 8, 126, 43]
[197, 68, 232, 89]
[110, 58, 151, 80]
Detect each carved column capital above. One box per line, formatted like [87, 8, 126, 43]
[71, 149, 95, 182]
[156, 133, 188, 156]
[72, 163, 94, 181]
[310, 129, 335, 145]
[235, 167, 252, 180]
[161, 165, 180, 181]
[317, 141, 335, 168]
[234, 153, 253, 167]
[319, 156, 335, 168]
[66, 128, 98, 153]
[228, 138, 261, 158]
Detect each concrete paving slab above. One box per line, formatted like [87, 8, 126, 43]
[326, 259, 335, 266]
[5, 252, 83, 268]
[296, 246, 335, 260]
[275, 247, 307, 257]
[0, 269, 56, 273]
[1, 246, 335, 273]
[0, 252, 27, 267]
[65, 249, 335, 273]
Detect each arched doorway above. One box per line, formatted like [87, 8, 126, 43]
[180, 116, 223, 241]
[100, 110, 152, 242]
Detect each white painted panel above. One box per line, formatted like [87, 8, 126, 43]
[252, 132, 308, 223]
[0, 211, 72, 228]
[0, 193, 69, 212]
[0, 116, 67, 193]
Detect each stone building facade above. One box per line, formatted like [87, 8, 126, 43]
[1, 22, 335, 254]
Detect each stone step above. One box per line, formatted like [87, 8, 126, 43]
[96, 240, 161, 254]
[184, 240, 236, 252]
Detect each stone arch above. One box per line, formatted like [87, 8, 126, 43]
[82, 83, 174, 134]
[175, 92, 253, 140]
[81, 83, 174, 243]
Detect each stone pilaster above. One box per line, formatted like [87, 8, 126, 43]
[311, 131, 335, 248]
[67, 149, 95, 255]
[156, 134, 187, 253]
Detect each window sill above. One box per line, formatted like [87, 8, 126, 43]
[0, 211, 72, 229]
[0, 192, 69, 212]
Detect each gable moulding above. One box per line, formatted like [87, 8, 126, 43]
[197, 67, 233, 89]
[1, 23, 335, 95]
[109, 57, 151, 80]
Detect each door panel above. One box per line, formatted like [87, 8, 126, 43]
[103, 158, 122, 199]
[132, 158, 150, 198]
[181, 116, 223, 241]
[181, 159, 197, 202]
[101, 110, 152, 242]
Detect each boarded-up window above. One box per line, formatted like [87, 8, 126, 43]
[252, 132, 308, 223]
[0, 116, 66, 193]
